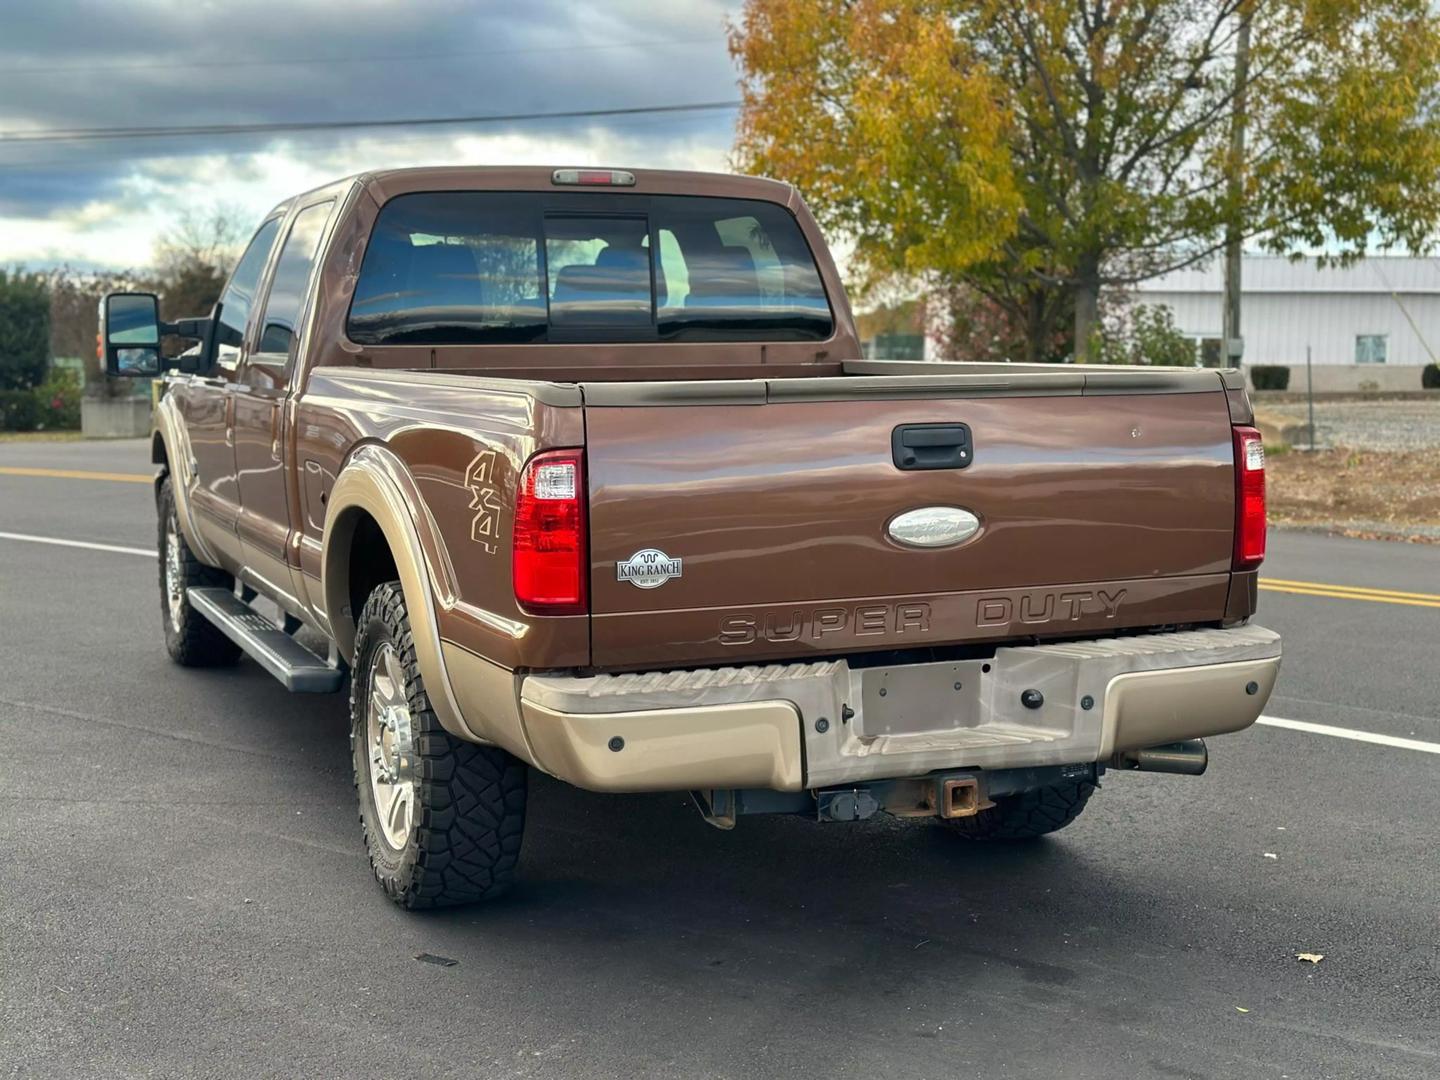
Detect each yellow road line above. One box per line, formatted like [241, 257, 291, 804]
[0, 465, 151, 485]
[1261, 577, 1440, 602]
[1259, 582, 1440, 609]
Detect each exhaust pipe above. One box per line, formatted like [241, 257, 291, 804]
[1111, 739, 1208, 776]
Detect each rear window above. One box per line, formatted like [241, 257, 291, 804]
[347, 192, 832, 345]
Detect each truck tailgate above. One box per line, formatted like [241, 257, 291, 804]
[583, 380, 1237, 669]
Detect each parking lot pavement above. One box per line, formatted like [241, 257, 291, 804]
[2, 439, 1437, 1079]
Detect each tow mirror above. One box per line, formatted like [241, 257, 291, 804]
[101, 293, 163, 377]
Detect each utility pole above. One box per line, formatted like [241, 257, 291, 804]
[1222, 6, 1252, 368]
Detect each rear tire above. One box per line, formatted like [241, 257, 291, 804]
[157, 476, 241, 667]
[940, 779, 1096, 841]
[351, 581, 527, 909]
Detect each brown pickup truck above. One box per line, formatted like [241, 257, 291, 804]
[102, 165, 1281, 909]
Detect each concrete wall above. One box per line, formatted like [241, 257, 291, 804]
[1250, 364, 1432, 393]
[81, 397, 151, 438]
[1141, 290, 1440, 367]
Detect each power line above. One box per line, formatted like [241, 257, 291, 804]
[0, 109, 735, 170]
[0, 36, 722, 77]
[0, 101, 742, 146]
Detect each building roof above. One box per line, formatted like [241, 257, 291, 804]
[1134, 255, 1440, 295]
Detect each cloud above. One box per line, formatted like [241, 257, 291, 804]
[0, 0, 744, 267]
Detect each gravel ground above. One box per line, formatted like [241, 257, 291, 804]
[1259, 399, 1440, 450]
[1265, 445, 1440, 543]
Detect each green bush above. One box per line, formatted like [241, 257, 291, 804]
[0, 269, 51, 391]
[1094, 304, 1198, 366]
[1130, 305, 1197, 366]
[1424, 363, 1440, 389]
[1250, 365, 1291, 391]
[35, 368, 81, 429]
[0, 368, 82, 431]
[0, 389, 41, 431]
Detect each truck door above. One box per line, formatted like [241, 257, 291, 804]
[171, 215, 281, 570]
[232, 199, 335, 611]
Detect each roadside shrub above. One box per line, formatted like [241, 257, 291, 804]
[1250, 365, 1291, 391]
[0, 368, 82, 431]
[1130, 305, 1197, 366]
[0, 269, 51, 391]
[0, 388, 41, 431]
[1424, 363, 1440, 389]
[35, 368, 81, 429]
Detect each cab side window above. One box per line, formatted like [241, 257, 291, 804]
[256, 201, 333, 359]
[216, 218, 281, 360]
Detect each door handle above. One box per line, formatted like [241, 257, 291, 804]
[892, 423, 974, 470]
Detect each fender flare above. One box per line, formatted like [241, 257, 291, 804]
[321, 443, 474, 742]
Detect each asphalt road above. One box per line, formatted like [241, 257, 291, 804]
[2, 439, 1436, 1080]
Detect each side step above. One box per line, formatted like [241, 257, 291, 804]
[187, 587, 345, 693]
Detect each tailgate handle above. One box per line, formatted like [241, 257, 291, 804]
[892, 423, 973, 470]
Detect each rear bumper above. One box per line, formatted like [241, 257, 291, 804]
[517, 625, 1281, 793]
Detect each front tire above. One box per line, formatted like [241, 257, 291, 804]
[940, 779, 1097, 841]
[157, 476, 241, 667]
[351, 581, 527, 909]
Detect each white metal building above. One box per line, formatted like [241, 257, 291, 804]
[1132, 256, 1440, 387]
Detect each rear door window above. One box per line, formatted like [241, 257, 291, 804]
[255, 200, 333, 361]
[347, 192, 832, 345]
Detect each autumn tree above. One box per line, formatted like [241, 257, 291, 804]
[731, 0, 1440, 361]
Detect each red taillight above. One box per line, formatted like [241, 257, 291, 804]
[513, 449, 588, 615]
[1232, 426, 1266, 569]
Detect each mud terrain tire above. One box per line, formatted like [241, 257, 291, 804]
[351, 581, 527, 909]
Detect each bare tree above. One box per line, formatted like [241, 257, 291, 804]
[152, 203, 248, 280]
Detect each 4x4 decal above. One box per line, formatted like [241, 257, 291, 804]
[464, 449, 503, 555]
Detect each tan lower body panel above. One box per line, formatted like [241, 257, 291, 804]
[441, 641, 528, 755]
[520, 699, 804, 793]
[1102, 656, 1279, 757]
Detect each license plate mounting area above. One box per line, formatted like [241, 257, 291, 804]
[856, 660, 985, 737]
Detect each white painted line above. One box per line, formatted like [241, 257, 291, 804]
[0, 530, 155, 559]
[1257, 715, 1440, 756]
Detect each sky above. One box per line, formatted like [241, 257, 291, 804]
[0, 0, 744, 270]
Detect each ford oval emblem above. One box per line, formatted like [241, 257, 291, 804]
[886, 506, 982, 548]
